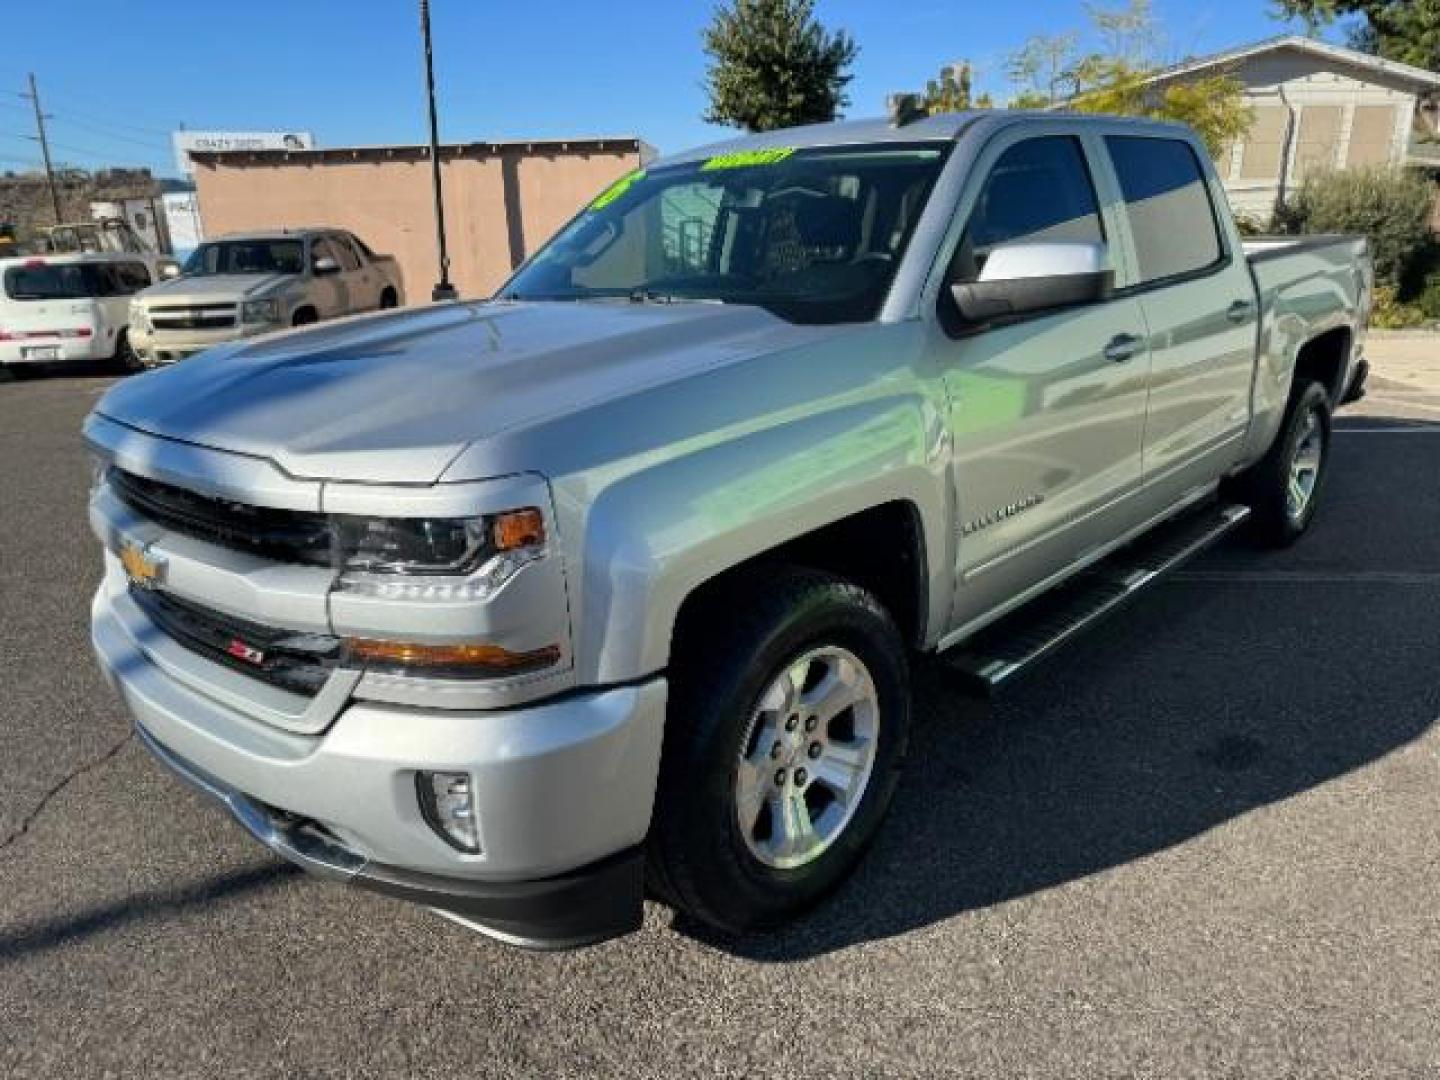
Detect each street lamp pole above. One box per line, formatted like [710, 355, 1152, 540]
[420, 0, 457, 301]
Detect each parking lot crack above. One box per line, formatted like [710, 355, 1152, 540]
[0, 731, 134, 857]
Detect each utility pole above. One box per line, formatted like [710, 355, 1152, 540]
[419, 0, 457, 301]
[23, 73, 63, 224]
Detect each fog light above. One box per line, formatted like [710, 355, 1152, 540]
[416, 771, 480, 853]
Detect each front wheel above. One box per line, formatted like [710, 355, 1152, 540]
[648, 567, 910, 933]
[111, 329, 144, 374]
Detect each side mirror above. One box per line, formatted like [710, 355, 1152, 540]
[313, 255, 340, 275]
[950, 241, 1112, 324]
[159, 261, 181, 280]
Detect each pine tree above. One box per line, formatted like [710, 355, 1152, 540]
[702, 0, 859, 132]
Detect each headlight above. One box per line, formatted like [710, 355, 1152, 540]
[333, 507, 545, 576]
[240, 299, 282, 324]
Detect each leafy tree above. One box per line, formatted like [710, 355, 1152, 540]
[701, 0, 859, 132]
[923, 62, 975, 112]
[1273, 0, 1440, 69]
[1002, 0, 1255, 156]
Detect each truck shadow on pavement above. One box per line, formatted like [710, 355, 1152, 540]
[0, 863, 300, 963]
[676, 428, 1440, 960]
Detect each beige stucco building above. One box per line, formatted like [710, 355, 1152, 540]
[1144, 35, 1440, 224]
[189, 137, 653, 299]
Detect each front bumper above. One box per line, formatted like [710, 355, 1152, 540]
[93, 583, 667, 948]
[132, 723, 646, 948]
[0, 336, 109, 366]
[131, 323, 263, 365]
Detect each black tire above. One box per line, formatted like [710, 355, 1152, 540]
[1236, 379, 1332, 547]
[379, 287, 399, 309]
[111, 329, 144, 374]
[647, 566, 910, 933]
[291, 307, 319, 327]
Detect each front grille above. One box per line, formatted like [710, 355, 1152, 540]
[149, 303, 236, 331]
[131, 586, 341, 697]
[110, 468, 332, 566]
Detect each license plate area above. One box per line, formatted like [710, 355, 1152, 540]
[22, 345, 61, 361]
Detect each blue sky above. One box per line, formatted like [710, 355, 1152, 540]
[1, 0, 1325, 178]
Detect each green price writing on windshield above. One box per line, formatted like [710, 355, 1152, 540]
[590, 169, 647, 210]
[700, 147, 796, 171]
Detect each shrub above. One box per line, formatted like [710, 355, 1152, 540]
[1272, 167, 1435, 287]
[1370, 284, 1429, 329]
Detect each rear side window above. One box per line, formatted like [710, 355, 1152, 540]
[4, 263, 103, 300]
[1105, 136, 1223, 284]
[950, 136, 1104, 283]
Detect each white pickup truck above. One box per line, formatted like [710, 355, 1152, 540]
[86, 112, 1369, 948]
[128, 228, 403, 366]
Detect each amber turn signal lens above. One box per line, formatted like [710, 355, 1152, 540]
[491, 507, 545, 552]
[345, 638, 560, 677]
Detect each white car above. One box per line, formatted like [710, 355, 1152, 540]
[0, 252, 154, 376]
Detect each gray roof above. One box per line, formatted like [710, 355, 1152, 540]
[652, 110, 1193, 169]
[654, 114, 982, 167]
[1142, 34, 1440, 91]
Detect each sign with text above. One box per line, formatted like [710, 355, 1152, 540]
[172, 131, 315, 174]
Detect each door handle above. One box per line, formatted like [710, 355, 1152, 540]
[1103, 333, 1143, 363]
[1226, 299, 1255, 323]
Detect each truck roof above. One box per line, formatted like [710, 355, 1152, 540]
[209, 228, 342, 243]
[654, 110, 1195, 168]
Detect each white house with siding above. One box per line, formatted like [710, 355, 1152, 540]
[1140, 35, 1440, 224]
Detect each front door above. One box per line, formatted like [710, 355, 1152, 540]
[933, 132, 1153, 632]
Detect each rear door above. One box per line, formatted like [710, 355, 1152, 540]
[338, 234, 381, 309]
[1098, 134, 1256, 502]
[932, 128, 1154, 631]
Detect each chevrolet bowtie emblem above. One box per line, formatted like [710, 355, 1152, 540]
[119, 540, 165, 590]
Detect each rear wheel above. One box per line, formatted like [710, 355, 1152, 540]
[291, 307, 318, 327]
[111, 329, 143, 374]
[379, 287, 399, 309]
[1238, 379, 1332, 547]
[648, 567, 910, 933]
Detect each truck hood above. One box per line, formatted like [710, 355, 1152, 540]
[95, 300, 836, 483]
[140, 273, 295, 304]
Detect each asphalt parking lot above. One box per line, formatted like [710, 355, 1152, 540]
[2, 344, 1439, 1077]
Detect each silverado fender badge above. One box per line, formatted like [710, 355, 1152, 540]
[119, 540, 166, 590]
[961, 494, 1045, 537]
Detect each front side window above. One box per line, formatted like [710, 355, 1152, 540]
[502, 144, 948, 324]
[1105, 136, 1223, 284]
[950, 136, 1105, 284]
[182, 240, 305, 276]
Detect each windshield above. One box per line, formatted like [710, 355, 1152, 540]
[502, 144, 948, 324]
[182, 239, 305, 277]
[4, 263, 107, 300]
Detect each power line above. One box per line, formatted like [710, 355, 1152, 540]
[49, 114, 171, 152]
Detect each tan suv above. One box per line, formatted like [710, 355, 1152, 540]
[129, 228, 403, 365]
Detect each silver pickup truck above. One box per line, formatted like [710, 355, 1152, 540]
[86, 112, 1369, 948]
